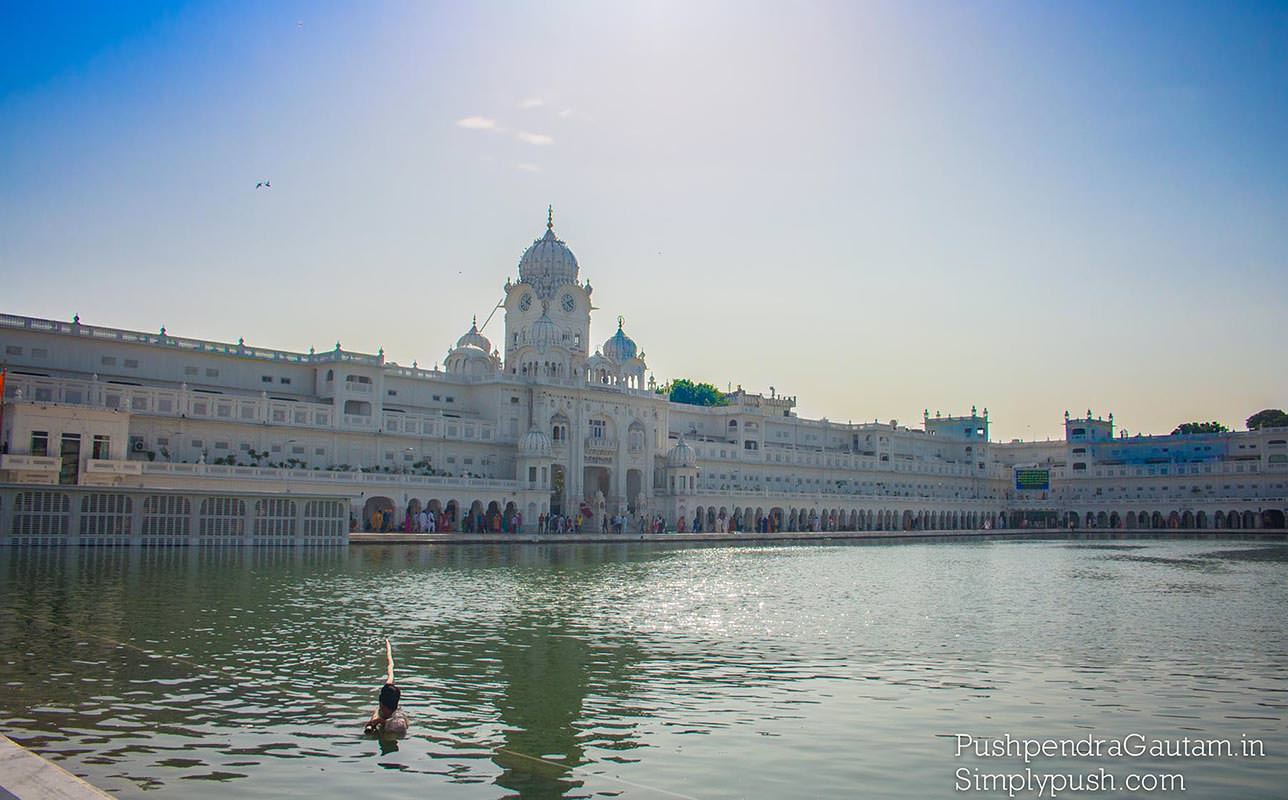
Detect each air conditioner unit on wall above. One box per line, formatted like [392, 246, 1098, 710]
[131, 437, 146, 452]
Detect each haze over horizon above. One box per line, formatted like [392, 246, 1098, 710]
[2, 1, 1285, 442]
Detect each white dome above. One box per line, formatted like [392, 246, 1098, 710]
[518, 208, 579, 300]
[666, 437, 697, 468]
[602, 316, 638, 362]
[530, 310, 559, 352]
[445, 341, 498, 375]
[519, 427, 553, 457]
[455, 316, 491, 351]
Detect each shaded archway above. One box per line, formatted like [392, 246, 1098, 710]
[550, 464, 567, 517]
[626, 469, 643, 513]
[362, 496, 395, 531]
[467, 500, 485, 531]
[584, 466, 612, 509]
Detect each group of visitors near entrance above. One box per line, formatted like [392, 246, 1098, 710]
[355, 507, 524, 533]
[536, 511, 672, 534]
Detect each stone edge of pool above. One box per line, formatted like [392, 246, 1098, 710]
[0, 735, 112, 800]
[348, 528, 1286, 545]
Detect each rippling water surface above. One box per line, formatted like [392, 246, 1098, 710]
[2, 538, 1287, 798]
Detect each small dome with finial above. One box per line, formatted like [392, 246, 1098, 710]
[666, 436, 697, 468]
[455, 316, 491, 351]
[519, 426, 553, 457]
[602, 315, 638, 362]
[530, 308, 559, 352]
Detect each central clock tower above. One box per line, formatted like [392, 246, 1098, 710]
[502, 209, 593, 380]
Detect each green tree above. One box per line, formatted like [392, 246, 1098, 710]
[1246, 409, 1288, 430]
[1171, 421, 1229, 435]
[658, 378, 729, 406]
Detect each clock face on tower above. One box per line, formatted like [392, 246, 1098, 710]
[561, 293, 575, 313]
[519, 293, 533, 312]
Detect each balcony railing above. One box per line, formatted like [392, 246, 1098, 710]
[0, 454, 61, 471]
[126, 461, 520, 491]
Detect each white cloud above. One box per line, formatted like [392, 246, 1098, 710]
[517, 97, 545, 109]
[456, 116, 498, 130]
[515, 163, 542, 173]
[557, 108, 573, 118]
[515, 130, 554, 146]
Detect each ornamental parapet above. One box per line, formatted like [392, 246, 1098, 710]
[126, 461, 519, 491]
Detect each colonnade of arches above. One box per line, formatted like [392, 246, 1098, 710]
[352, 495, 1287, 535]
[688, 505, 1007, 533]
[1060, 508, 1286, 530]
[358, 495, 538, 533]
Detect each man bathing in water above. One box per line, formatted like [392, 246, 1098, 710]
[364, 638, 409, 735]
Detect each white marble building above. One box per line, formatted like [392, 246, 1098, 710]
[1, 211, 1285, 539]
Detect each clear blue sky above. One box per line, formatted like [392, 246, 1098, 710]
[2, 1, 1285, 441]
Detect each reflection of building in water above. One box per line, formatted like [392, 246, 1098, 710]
[490, 563, 648, 798]
[1, 209, 1285, 538]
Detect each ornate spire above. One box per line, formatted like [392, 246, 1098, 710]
[617, 315, 624, 330]
[547, 204, 553, 231]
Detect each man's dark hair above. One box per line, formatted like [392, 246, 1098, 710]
[379, 683, 400, 711]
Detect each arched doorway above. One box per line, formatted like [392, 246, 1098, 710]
[467, 500, 485, 531]
[626, 468, 643, 513]
[550, 464, 567, 516]
[362, 496, 395, 531]
[584, 466, 611, 512]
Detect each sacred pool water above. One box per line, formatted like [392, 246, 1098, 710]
[2, 538, 1286, 799]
